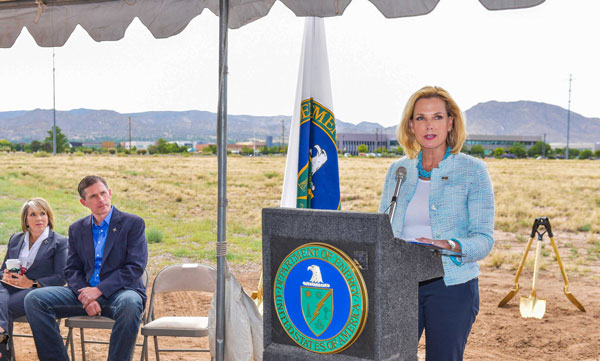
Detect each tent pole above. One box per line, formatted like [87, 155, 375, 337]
[52, 46, 56, 155]
[215, 0, 229, 360]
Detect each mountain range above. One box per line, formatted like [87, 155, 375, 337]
[0, 101, 598, 144]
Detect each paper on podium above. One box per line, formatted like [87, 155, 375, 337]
[404, 239, 465, 257]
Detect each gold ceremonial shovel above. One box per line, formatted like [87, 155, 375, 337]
[549, 236, 586, 312]
[520, 234, 546, 318]
[499, 217, 585, 316]
[497, 236, 534, 307]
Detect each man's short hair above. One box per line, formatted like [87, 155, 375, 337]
[78, 175, 109, 199]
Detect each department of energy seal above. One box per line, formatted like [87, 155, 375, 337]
[273, 242, 368, 354]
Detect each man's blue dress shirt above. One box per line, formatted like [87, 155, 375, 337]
[90, 206, 114, 287]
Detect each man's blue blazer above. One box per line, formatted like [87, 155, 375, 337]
[65, 207, 148, 303]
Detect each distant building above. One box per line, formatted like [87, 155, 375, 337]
[82, 142, 102, 148]
[119, 141, 155, 150]
[465, 135, 542, 151]
[266, 136, 273, 148]
[548, 142, 599, 151]
[101, 141, 115, 149]
[196, 143, 246, 154]
[337, 132, 392, 155]
[171, 140, 197, 149]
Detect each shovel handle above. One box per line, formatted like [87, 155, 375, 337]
[549, 236, 570, 287]
[531, 238, 543, 291]
[513, 237, 535, 283]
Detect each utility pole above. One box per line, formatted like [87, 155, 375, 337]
[542, 133, 546, 158]
[52, 47, 56, 156]
[281, 119, 285, 154]
[128, 116, 132, 150]
[566, 74, 572, 160]
[375, 128, 379, 153]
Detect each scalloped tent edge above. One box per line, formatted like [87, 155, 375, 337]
[0, 0, 545, 48]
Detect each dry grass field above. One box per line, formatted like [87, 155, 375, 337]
[1, 154, 598, 273]
[0, 153, 599, 360]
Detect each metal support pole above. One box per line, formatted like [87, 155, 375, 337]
[566, 74, 572, 160]
[542, 133, 546, 158]
[52, 47, 57, 156]
[215, 0, 229, 360]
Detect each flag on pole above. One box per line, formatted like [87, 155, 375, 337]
[281, 17, 340, 210]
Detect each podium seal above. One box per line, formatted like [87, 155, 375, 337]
[273, 242, 368, 354]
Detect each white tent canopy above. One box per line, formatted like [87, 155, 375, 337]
[0, 0, 544, 47]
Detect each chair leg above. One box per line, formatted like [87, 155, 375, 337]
[66, 327, 75, 361]
[80, 328, 86, 361]
[153, 336, 159, 361]
[9, 334, 15, 361]
[141, 335, 148, 361]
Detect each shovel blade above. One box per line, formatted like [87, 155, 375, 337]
[520, 295, 546, 319]
[498, 286, 519, 307]
[565, 291, 586, 312]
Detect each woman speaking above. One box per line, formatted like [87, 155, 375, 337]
[379, 86, 495, 361]
[0, 198, 67, 360]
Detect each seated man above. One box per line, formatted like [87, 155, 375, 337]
[25, 175, 148, 361]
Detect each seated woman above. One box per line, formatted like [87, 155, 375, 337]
[0, 198, 67, 360]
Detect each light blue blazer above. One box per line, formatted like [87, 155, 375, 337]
[379, 152, 495, 286]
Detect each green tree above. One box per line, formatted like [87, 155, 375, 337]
[493, 147, 505, 158]
[240, 146, 253, 155]
[356, 144, 369, 153]
[30, 140, 42, 152]
[43, 126, 69, 153]
[375, 146, 388, 154]
[567, 148, 580, 159]
[156, 138, 168, 154]
[165, 142, 180, 153]
[147, 145, 158, 154]
[202, 144, 217, 154]
[508, 142, 527, 158]
[527, 141, 552, 157]
[0, 139, 11, 152]
[470, 145, 485, 158]
[594, 150, 600, 158]
[580, 149, 593, 159]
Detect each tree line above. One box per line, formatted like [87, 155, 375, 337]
[2, 127, 598, 159]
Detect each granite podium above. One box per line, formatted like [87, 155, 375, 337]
[262, 207, 444, 361]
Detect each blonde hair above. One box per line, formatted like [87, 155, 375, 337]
[20, 198, 54, 232]
[397, 86, 466, 159]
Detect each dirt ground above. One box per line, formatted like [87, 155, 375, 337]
[9, 230, 600, 361]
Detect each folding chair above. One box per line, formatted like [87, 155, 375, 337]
[8, 315, 66, 361]
[65, 270, 149, 361]
[139, 264, 215, 361]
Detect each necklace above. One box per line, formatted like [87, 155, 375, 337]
[417, 148, 451, 179]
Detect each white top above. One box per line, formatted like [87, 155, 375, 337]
[400, 179, 433, 240]
[19, 226, 50, 270]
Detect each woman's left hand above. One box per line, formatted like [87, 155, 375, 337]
[3, 271, 34, 288]
[416, 237, 451, 250]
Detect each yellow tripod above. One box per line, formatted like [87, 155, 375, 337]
[498, 217, 585, 317]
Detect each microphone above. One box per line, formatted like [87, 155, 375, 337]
[388, 166, 407, 223]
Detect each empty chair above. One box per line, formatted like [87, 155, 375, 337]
[139, 263, 216, 361]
